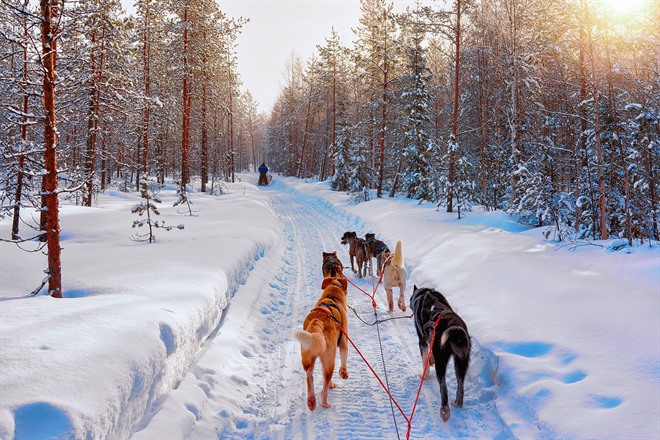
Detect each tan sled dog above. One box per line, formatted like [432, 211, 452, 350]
[382, 240, 407, 312]
[294, 276, 349, 410]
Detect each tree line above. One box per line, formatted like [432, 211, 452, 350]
[263, 0, 659, 245]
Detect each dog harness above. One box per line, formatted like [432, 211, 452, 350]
[424, 308, 452, 336]
[311, 300, 344, 344]
[366, 238, 389, 255]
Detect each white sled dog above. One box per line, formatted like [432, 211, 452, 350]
[382, 240, 407, 312]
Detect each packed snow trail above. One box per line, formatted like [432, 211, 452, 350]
[133, 179, 513, 439]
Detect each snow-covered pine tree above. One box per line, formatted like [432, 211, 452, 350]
[131, 178, 183, 243]
[625, 103, 660, 243]
[398, 11, 434, 201]
[347, 134, 373, 204]
[173, 179, 196, 216]
[331, 117, 352, 192]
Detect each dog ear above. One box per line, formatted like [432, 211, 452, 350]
[414, 285, 418, 291]
[321, 277, 332, 289]
[339, 277, 348, 291]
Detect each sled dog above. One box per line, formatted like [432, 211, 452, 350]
[410, 286, 471, 422]
[382, 240, 407, 311]
[294, 276, 349, 410]
[322, 251, 344, 278]
[364, 233, 389, 276]
[340, 231, 369, 278]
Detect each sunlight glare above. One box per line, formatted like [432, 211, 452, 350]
[602, 0, 648, 14]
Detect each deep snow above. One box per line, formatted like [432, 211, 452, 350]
[1, 174, 658, 439]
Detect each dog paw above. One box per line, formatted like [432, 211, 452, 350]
[329, 381, 337, 389]
[451, 399, 463, 408]
[321, 400, 332, 409]
[440, 406, 451, 422]
[307, 395, 317, 411]
[339, 367, 348, 380]
[398, 297, 406, 312]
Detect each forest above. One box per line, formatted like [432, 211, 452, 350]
[1, 0, 659, 298]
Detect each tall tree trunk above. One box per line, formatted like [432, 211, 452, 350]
[181, 6, 191, 191]
[331, 57, 337, 159]
[100, 119, 108, 190]
[477, 42, 489, 209]
[447, 0, 461, 212]
[201, 57, 208, 192]
[376, 21, 388, 199]
[84, 31, 98, 206]
[298, 88, 314, 178]
[249, 112, 257, 172]
[12, 2, 29, 240]
[647, 144, 658, 240]
[229, 79, 235, 183]
[41, 0, 62, 298]
[585, 2, 608, 239]
[575, 12, 587, 233]
[376, 75, 387, 198]
[507, 0, 520, 211]
[388, 150, 403, 197]
[141, 0, 151, 185]
[604, 24, 631, 244]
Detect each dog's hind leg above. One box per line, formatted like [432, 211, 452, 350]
[320, 351, 336, 408]
[397, 283, 407, 312]
[452, 353, 469, 408]
[385, 286, 394, 312]
[303, 357, 317, 411]
[433, 344, 452, 422]
[338, 332, 349, 380]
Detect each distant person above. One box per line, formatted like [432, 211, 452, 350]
[258, 162, 269, 186]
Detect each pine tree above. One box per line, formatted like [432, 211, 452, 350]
[131, 178, 184, 243]
[398, 11, 433, 201]
[331, 114, 352, 192]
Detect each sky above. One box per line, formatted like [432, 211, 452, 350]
[120, 0, 434, 113]
[1, 173, 658, 439]
[219, 0, 362, 113]
[219, 0, 439, 113]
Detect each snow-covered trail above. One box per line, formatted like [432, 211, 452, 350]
[133, 179, 512, 439]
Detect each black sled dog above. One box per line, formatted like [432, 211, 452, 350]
[410, 285, 471, 422]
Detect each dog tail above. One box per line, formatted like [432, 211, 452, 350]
[294, 328, 326, 354]
[392, 240, 404, 268]
[440, 326, 471, 361]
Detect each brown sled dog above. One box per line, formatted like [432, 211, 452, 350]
[382, 240, 407, 312]
[340, 231, 369, 278]
[322, 251, 344, 278]
[294, 276, 349, 410]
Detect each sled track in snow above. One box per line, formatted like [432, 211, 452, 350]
[194, 180, 513, 439]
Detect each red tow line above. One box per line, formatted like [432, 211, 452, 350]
[336, 314, 442, 440]
[345, 254, 392, 310]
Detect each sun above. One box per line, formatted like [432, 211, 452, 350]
[601, 0, 650, 15]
